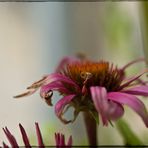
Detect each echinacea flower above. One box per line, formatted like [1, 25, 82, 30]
[14, 56, 148, 127]
[2, 122, 72, 148]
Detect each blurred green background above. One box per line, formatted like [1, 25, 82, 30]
[0, 2, 148, 146]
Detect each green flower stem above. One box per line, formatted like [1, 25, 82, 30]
[139, 2, 148, 65]
[83, 111, 98, 147]
[116, 119, 143, 145]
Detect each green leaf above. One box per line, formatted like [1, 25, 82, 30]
[116, 119, 143, 146]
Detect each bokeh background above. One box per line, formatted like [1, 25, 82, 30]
[0, 2, 148, 145]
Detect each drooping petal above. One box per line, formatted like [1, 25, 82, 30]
[19, 124, 31, 148]
[119, 70, 148, 90]
[55, 94, 76, 124]
[105, 101, 124, 120]
[25, 73, 78, 89]
[135, 78, 148, 85]
[27, 75, 48, 89]
[40, 81, 71, 98]
[122, 85, 148, 96]
[41, 73, 81, 96]
[90, 86, 109, 126]
[40, 90, 53, 106]
[44, 73, 80, 90]
[14, 75, 48, 98]
[108, 92, 148, 127]
[35, 122, 44, 148]
[121, 58, 145, 71]
[14, 73, 80, 99]
[90, 87, 124, 125]
[3, 127, 19, 147]
[14, 88, 38, 98]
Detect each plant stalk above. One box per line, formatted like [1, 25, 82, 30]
[83, 112, 98, 147]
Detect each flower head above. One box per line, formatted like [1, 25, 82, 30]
[2, 122, 72, 148]
[14, 56, 148, 126]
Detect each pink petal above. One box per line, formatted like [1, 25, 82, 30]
[90, 87, 110, 126]
[40, 81, 71, 98]
[67, 135, 72, 147]
[55, 94, 76, 124]
[119, 70, 148, 90]
[55, 56, 81, 72]
[44, 73, 80, 90]
[35, 122, 44, 148]
[105, 101, 124, 120]
[60, 134, 65, 146]
[55, 133, 60, 146]
[19, 124, 31, 148]
[55, 133, 72, 148]
[108, 92, 148, 127]
[90, 87, 124, 125]
[3, 127, 19, 147]
[122, 85, 148, 96]
[55, 133, 65, 146]
[30, 72, 80, 90]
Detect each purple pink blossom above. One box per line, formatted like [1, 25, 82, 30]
[14, 56, 148, 126]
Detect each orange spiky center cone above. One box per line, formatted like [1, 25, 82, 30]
[61, 61, 124, 92]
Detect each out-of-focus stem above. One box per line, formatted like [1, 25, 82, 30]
[139, 2, 148, 66]
[83, 112, 98, 147]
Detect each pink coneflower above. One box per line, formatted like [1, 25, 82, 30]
[14, 56, 148, 127]
[2, 122, 72, 148]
